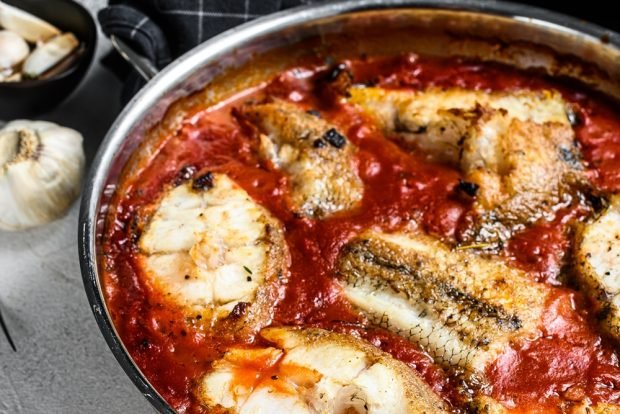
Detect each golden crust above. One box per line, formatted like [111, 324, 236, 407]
[241, 100, 363, 218]
[337, 230, 548, 374]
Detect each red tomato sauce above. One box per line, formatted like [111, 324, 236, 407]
[100, 54, 620, 413]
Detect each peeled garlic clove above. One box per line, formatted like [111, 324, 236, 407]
[0, 30, 29, 70]
[0, 1, 60, 43]
[22, 33, 78, 78]
[0, 71, 21, 82]
[0, 120, 85, 231]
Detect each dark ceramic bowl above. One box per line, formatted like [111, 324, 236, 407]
[0, 0, 97, 118]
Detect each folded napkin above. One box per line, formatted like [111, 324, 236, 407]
[98, 0, 320, 101]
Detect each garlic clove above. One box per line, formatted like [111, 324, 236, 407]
[0, 1, 60, 43]
[0, 120, 85, 231]
[0, 30, 29, 70]
[22, 33, 79, 79]
[1, 71, 21, 82]
[0, 129, 18, 166]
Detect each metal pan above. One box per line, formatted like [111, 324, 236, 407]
[78, 1, 620, 412]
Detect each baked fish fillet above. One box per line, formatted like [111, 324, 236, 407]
[575, 195, 620, 342]
[138, 172, 289, 333]
[350, 87, 587, 245]
[336, 230, 548, 375]
[199, 327, 448, 413]
[570, 402, 620, 414]
[241, 100, 363, 218]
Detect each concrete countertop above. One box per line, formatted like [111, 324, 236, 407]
[0, 1, 152, 412]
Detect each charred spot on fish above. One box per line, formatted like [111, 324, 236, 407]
[596, 303, 613, 322]
[323, 128, 347, 148]
[583, 191, 607, 213]
[351, 243, 419, 279]
[457, 180, 479, 197]
[313, 138, 327, 148]
[394, 114, 426, 134]
[439, 283, 520, 331]
[393, 116, 408, 133]
[559, 146, 582, 169]
[228, 302, 250, 320]
[192, 171, 214, 190]
[174, 165, 197, 186]
[323, 63, 353, 98]
[306, 109, 321, 118]
[501, 315, 522, 330]
[477, 337, 490, 347]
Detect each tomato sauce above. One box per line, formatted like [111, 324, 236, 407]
[100, 54, 620, 413]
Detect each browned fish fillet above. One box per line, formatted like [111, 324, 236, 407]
[138, 173, 290, 337]
[569, 402, 620, 414]
[349, 87, 588, 245]
[199, 326, 449, 413]
[336, 230, 548, 376]
[241, 100, 363, 218]
[575, 195, 620, 342]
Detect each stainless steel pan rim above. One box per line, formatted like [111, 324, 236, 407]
[78, 1, 620, 412]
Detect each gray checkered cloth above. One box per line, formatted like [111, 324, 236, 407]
[99, 0, 321, 100]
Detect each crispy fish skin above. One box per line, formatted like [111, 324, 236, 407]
[241, 100, 363, 218]
[350, 87, 588, 245]
[199, 327, 449, 413]
[575, 195, 620, 342]
[138, 173, 289, 335]
[336, 230, 548, 375]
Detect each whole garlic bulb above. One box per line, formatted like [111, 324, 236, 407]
[0, 120, 85, 231]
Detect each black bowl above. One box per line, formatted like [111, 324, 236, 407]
[0, 0, 97, 118]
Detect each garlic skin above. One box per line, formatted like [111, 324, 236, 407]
[0, 120, 85, 231]
[0, 30, 29, 70]
[0, 1, 60, 43]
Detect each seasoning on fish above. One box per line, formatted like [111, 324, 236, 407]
[336, 230, 548, 376]
[138, 173, 289, 335]
[349, 87, 588, 246]
[241, 100, 363, 218]
[575, 195, 620, 342]
[199, 327, 449, 413]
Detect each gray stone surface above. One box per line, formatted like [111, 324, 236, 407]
[0, 1, 153, 413]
